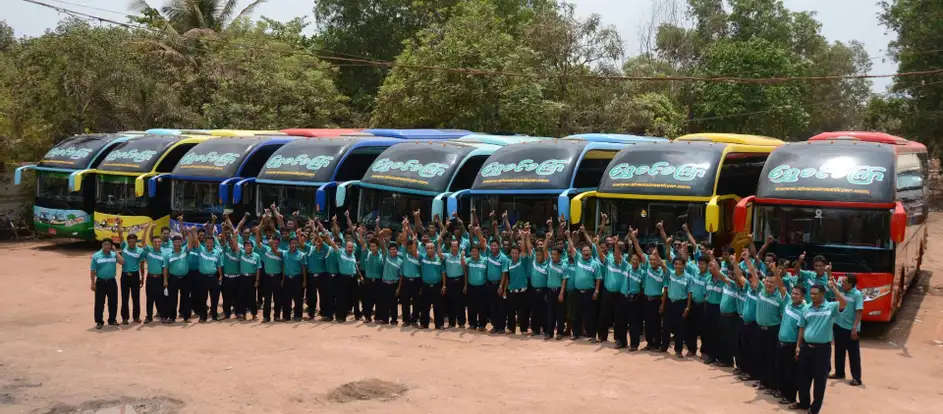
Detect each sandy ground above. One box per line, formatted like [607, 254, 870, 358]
[1, 228, 942, 413]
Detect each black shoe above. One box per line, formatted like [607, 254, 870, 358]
[212, 316, 221, 322]
[628, 346, 638, 352]
[828, 374, 846, 380]
[183, 318, 191, 323]
[657, 347, 669, 353]
[615, 341, 627, 349]
[772, 390, 782, 398]
[143, 317, 153, 324]
[703, 357, 716, 364]
[570, 335, 579, 341]
[95, 323, 103, 329]
[107, 320, 118, 326]
[293, 317, 302, 321]
[262, 318, 271, 323]
[544, 334, 553, 340]
[732, 368, 742, 375]
[120, 320, 129, 325]
[133, 318, 141, 323]
[788, 403, 809, 410]
[778, 398, 794, 405]
[198, 317, 207, 323]
[850, 379, 862, 386]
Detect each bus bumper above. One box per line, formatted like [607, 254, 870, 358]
[93, 213, 169, 242]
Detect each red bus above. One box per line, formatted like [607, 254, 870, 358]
[734, 132, 928, 322]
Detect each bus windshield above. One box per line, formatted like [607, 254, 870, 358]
[754, 205, 891, 249]
[95, 176, 148, 213]
[472, 195, 556, 232]
[358, 188, 431, 230]
[598, 199, 708, 242]
[256, 184, 321, 221]
[171, 180, 224, 215]
[36, 172, 83, 205]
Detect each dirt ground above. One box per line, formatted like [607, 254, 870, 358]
[1, 229, 942, 413]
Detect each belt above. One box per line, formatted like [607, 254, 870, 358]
[779, 341, 797, 346]
[147, 273, 162, 278]
[510, 287, 528, 293]
[241, 273, 255, 277]
[224, 274, 240, 278]
[96, 277, 116, 281]
[804, 342, 828, 348]
[578, 289, 592, 293]
[759, 325, 770, 330]
[425, 283, 439, 287]
[647, 295, 662, 301]
[383, 280, 398, 285]
[122, 272, 138, 276]
[625, 294, 640, 301]
[201, 273, 217, 277]
[743, 321, 756, 326]
[670, 299, 685, 304]
[692, 300, 705, 305]
[265, 273, 280, 277]
[722, 312, 738, 317]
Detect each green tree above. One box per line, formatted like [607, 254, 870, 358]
[202, 19, 349, 129]
[131, 0, 267, 34]
[372, 0, 556, 134]
[880, 0, 943, 155]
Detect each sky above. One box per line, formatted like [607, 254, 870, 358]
[4, 0, 896, 91]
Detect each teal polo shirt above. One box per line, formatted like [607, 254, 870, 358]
[685, 262, 709, 303]
[798, 301, 840, 344]
[402, 251, 422, 279]
[222, 246, 241, 275]
[623, 263, 643, 295]
[706, 276, 724, 305]
[666, 271, 690, 302]
[443, 252, 464, 278]
[239, 251, 262, 275]
[90, 250, 118, 279]
[799, 270, 831, 302]
[836, 287, 864, 331]
[720, 279, 740, 314]
[571, 255, 602, 291]
[197, 246, 221, 275]
[602, 256, 627, 293]
[642, 257, 667, 297]
[420, 255, 443, 285]
[779, 301, 808, 342]
[565, 261, 576, 291]
[742, 285, 758, 322]
[381, 255, 403, 283]
[283, 248, 306, 278]
[485, 251, 510, 283]
[120, 242, 144, 273]
[756, 288, 785, 327]
[529, 256, 549, 289]
[142, 246, 166, 275]
[337, 249, 359, 276]
[364, 251, 384, 280]
[546, 258, 566, 289]
[166, 248, 190, 277]
[325, 245, 341, 274]
[305, 243, 330, 274]
[466, 256, 487, 286]
[257, 245, 283, 275]
[507, 257, 528, 290]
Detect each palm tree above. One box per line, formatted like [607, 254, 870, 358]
[130, 0, 267, 34]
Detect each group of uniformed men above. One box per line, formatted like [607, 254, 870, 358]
[89, 207, 864, 414]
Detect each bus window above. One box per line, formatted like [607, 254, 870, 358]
[572, 157, 613, 189]
[449, 155, 488, 191]
[755, 205, 891, 249]
[715, 155, 767, 198]
[473, 195, 556, 231]
[599, 199, 705, 242]
[172, 181, 224, 215]
[96, 175, 148, 215]
[358, 188, 432, 229]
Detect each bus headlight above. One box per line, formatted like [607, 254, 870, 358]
[862, 284, 891, 302]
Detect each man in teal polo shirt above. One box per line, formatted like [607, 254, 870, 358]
[737, 252, 762, 381]
[195, 236, 222, 322]
[478, 229, 509, 334]
[142, 223, 168, 323]
[400, 230, 423, 327]
[419, 242, 446, 329]
[831, 274, 864, 386]
[303, 228, 332, 321]
[795, 253, 832, 302]
[544, 232, 568, 340]
[683, 250, 710, 357]
[628, 228, 668, 350]
[255, 228, 285, 323]
[567, 230, 603, 342]
[443, 238, 467, 329]
[623, 246, 645, 350]
[794, 269, 848, 414]
[117, 220, 145, 325]
[756, 263, 787, 393]
[465, 243, 489, 331]
[220, 230, 242, 319]
[596, 231, 627, 347]
[716, 253, 745, 367]
[164, 229, 196, 324]
[377, 229, 403, 325]
[282, 237, 307, 321]
[505, 243, 530, 335]
[777, 284, 808, 406]
[90, 239, 124, 329]
[526, 229, 551, 338]
[324, 235, 360, 323]
[359, 230, 384, 324]
[703, 252, 725, 363]
[661, 256, 692, 356]
[236, 239, 262, 320]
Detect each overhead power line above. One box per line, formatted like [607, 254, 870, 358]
[21, 0, 943, 85]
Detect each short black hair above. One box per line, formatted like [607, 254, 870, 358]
[765, 252, 777, 262]
[812, 255, 828, 265]
[160, 226, 170, 233]
[172, 235, 183, 241]
[845, 273, 858, 287]
[673, 257, 685, 265]
[697, 255, 709, 264]
[197, 228, 206, 235]
[127, 234, 138, 240]
[811, 284, 826, 294]
[793, 285, 807, 295]
[101, 239, 113, 245]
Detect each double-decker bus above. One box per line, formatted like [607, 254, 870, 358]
[15, 133, 140, 239]
[734, 132, 928, 322]
[447, 134, 667, 232]
[571, 133, 783, 252]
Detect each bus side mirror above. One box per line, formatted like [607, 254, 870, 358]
[733, 196, 754, 233]
[705, 196, 719, 233]
[891, 202, 906, 243]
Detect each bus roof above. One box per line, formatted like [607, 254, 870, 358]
[97, 134, 212, 175]
[257, 137, 402, 184]
[597, 140, 759, 198]
[676, 133, 784, 147]
[363, 129, 473, 139]
[360, 140, 499, 194]
[809, 131, 928, 153]
[756, 140, 898, 206]
[279, 128, 363, 137]
[36, 133, 136, 171]
[565, 133, 668, 143]
[455, 134, 549, 146]
[209, 129, 286, 136]
[170, 136, 294, 179]
[145, 128, 213, 135]
[471, 139, 627, 192]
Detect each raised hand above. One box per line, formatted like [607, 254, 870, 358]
[656, 221, 663, 230]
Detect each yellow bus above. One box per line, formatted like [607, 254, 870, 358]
[209, 130, 286, 136]
[67, 133, 217, 241]
[570, 133, 783, 252]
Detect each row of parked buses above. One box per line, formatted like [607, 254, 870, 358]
[16, 129, 928, 322]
